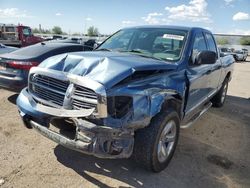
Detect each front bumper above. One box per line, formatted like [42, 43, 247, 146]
[17, 88, 134, 159]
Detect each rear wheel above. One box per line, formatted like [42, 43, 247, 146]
[211, 78, 228, 107]
[132, 109, 180, 172]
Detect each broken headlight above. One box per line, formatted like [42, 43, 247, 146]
[107, 96, 133, 118]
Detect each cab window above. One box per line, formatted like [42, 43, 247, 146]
[191, 32, 207, 65]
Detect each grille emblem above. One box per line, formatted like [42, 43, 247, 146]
[63, 83, 75, 109]
[65, 83, 74, 98]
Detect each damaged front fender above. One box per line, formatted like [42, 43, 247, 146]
[101, 70, 187, 129]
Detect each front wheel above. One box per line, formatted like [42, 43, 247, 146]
[132, 109, 180, 172]
[211, 78, 229, 107]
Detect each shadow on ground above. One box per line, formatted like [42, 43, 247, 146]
[54, 95, 250, 188]
[54, 135, 249, 188]
[7, 93, 19, 105]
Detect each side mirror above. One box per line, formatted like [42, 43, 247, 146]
[93, 43, 98, 49]
[196, 50, 217, 65]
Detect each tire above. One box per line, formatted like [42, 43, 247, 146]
[132, 109, 180, 172]
[211, 78, 229, 107]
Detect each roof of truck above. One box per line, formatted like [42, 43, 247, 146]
[123, 25, 212, 33]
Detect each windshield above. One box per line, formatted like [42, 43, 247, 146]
[22, 27, 32, 37]
[97, 28, 187, 62]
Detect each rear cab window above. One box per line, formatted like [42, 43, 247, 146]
[205, 33, 218, 56]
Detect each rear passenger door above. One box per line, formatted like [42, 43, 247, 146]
[204, 32, 222, 94]
[185, 31, 211, 117]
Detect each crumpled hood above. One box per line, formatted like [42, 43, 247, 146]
[39, 51, 178, 88]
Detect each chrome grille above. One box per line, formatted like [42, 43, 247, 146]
[29, 74, 69, 106]
[72, 85, 97, 110]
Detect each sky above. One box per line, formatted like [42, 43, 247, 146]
[0, 0, 250, 35]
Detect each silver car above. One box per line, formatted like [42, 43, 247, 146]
[234, 50, 245, 61]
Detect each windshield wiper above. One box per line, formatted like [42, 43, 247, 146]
[121, 49, 165, 61]
[95, 48, 112, 52]
[127, 49, 144, 53]
[120, 49, 146, 54]
[141, 55, 166, 61]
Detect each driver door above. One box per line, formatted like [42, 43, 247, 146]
[185, 31, 212, 119]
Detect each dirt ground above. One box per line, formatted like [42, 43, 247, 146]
[0, 58, 250, 188]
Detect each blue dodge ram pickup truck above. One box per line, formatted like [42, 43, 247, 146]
[17, 26, 234, 172]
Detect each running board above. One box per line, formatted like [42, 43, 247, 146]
[181, 102, 212, 129]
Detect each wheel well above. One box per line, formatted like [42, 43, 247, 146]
[162, 95, 182, 118]
[225, 72, 231, 81]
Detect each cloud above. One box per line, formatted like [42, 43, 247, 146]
[233, 12, 250, 21]
[142, 12, 163, 24]
[204, 26, 213, 31]
[55, 12, 62, 16]
[122, 20, 136, 25]
[165, 0, 212, 23]
[160, 18, 173, 24]
[85, 17, 92, 21]
[0, 8, 29, 18]
[224, 0, 235, 5]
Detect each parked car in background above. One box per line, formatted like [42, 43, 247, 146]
[219, 47, 232, 56]
[0, 43, 18, 54]
[234, 50, 245, 61]
[52, 35, 64, 40]
[49, 37, 83, 44]
[83, 39, 98, 50]
[0, 42, 85, 91]
[17, 26, 234, 172]
[242, 48, 248, 61]
[0, 24, 43, 47]
[219, 47, 247, 62]
[242, 48, 248, 55]
[49, 38, 97, 51]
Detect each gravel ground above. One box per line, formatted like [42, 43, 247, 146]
[0, 58, 250, 188]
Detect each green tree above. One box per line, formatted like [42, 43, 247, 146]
[43, 29, 51, 34]
[216, 37, 229, 45]
[32, 28, 51, 34]
[32, 28, 40, 33]
[87, 26, 99, 36]
[52, 26, 63, 35]
[240, 37, 250, 45]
